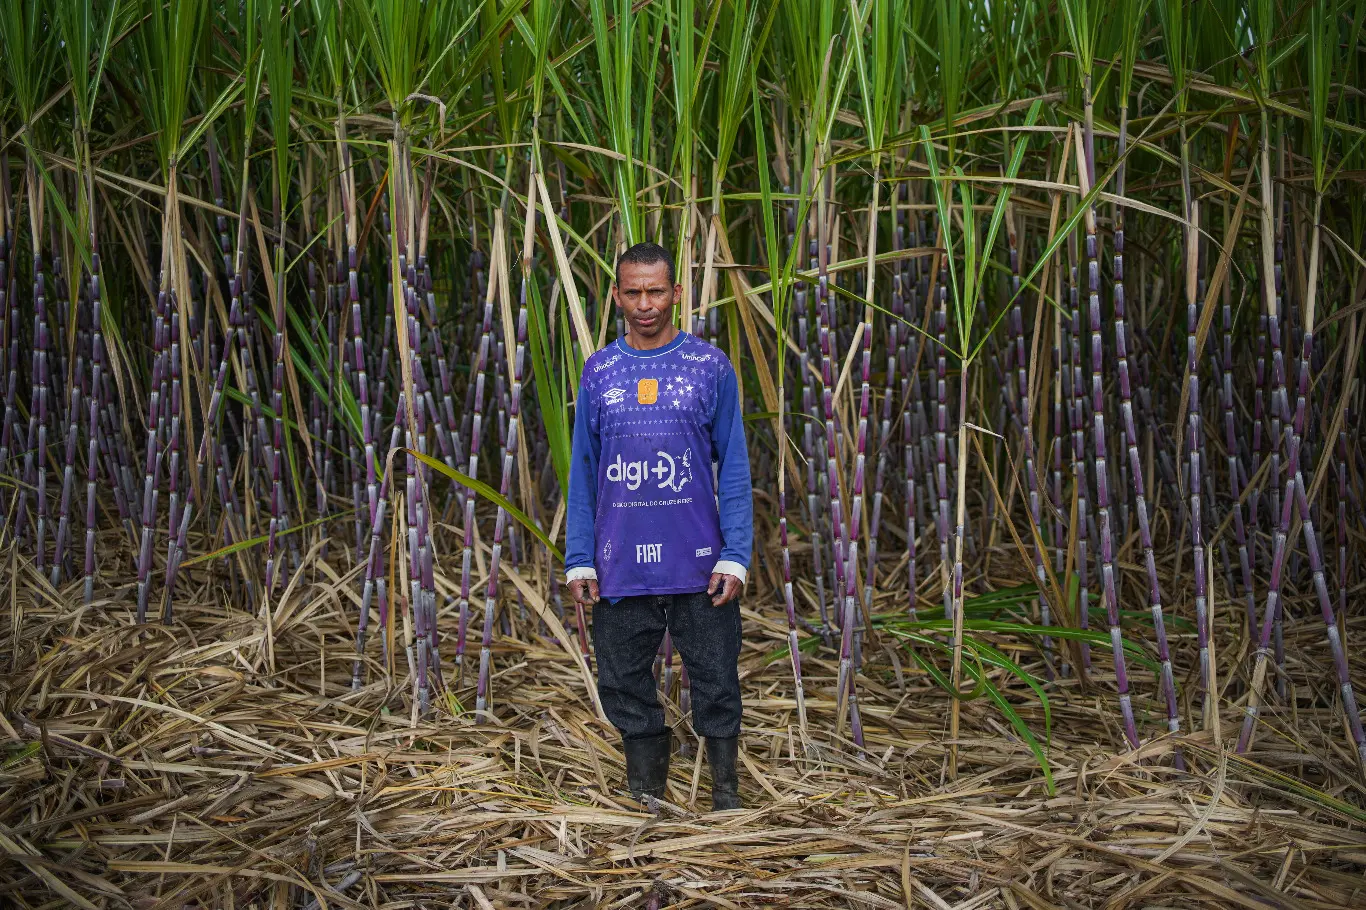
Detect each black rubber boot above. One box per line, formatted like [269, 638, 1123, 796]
[706, 736, 741, 810]
[623, 732, 671, 804]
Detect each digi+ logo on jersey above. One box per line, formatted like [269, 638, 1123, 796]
[605, 447, 695, 492]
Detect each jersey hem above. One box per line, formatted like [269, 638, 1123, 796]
[598, 584, 712, 599]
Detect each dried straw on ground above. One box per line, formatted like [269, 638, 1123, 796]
[3, 544, 1364, 910]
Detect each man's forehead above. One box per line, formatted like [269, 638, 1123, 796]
[617, 262, 672, 285]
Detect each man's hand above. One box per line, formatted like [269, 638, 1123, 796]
[708, 572, 742, 607]
[568, 577, 600, 607]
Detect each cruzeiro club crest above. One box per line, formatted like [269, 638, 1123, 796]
[654, 447, 694, 493]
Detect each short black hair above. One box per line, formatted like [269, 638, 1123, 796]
[615, 242, 675, 286]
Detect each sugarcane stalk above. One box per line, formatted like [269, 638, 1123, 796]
[1222, 254, 1258, 642]
[934, 255, 951, 609]
[18, 166, 51, 570]
[818, 165, 853, 728]
[835, 167, 879, 749]
[478, 196, 531, 719]
[457, 222, 500, 679]
[866, 181, 901, 620]
[1183, 202, 1211, 722]
[1110, 137, 1181, 745]
[133, 281, 166, 624]
[1240, 195, 1366, 763]
[1005, 215, 1052, 676]
[799, 241, 830, 640]
[83, 232, 106, 604]
[1079, 98, 1140, 749]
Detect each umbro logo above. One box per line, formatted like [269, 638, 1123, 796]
[603, 387, 626, 405]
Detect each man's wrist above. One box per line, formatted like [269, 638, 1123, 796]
[566, 566, 598, 584]
[711, 560, 747, 584]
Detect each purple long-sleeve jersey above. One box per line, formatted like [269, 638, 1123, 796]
[565, 331, 752, 598]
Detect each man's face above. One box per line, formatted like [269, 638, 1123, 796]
[613, 260, 680, 339]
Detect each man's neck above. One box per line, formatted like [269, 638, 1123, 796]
[623, 324, 680, 351]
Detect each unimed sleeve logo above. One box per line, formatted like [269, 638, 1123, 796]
[637, 378, 658, 404]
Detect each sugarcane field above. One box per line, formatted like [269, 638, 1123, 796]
[5, 0, 1366, 906]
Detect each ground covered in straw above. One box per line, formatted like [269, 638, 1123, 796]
[3, 554, 1365, 910]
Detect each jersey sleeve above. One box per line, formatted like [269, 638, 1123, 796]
[710, 361, 753, 581]
[564, 372, 600, 580]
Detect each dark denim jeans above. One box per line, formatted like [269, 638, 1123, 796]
[591, 591, 742, 740]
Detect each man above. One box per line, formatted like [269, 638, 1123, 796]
[565, 242, 752, 811]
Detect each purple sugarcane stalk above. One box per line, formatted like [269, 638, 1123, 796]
[835, 171, 879, 749]
[385, 147, 430, 712]
[899, 201, 921, 620]
[414, 185, 445, 673]
[800, 241, 830, 639]
[865, 182, 901, 618]
[1066, 255, 1090, 673]
[83, 240, 107, 605]
[459, 250, 488, 458]
[162, 196, 257, 612]
[658, 628, 675, 700]
[818, 188, 852, 711]
[1110, 193, 1181, 746]
[1080, 99, 1141, 749]
[0, 244, 21, 530]
[478, 259, 530, 719]
[934, 256, 951, 611]
[19, 257, 51, 573]
[1004, 224, 1053, 677]
[1222, 271, 1257, 641]
[1291, 471, 1366, 763]
[346, 180, 384, 686]
[401, 248, 435, 713]
[1267, 201, 1287, 584]
[134, 283, 167, 623]
[52, 181, 88, 588]
[353, 420, 403, 689]
[1185, 213, 1212, 717]
[0, 222, 13, 507]
[815, 193, 844, 624]
[162, 306, 184, 622]
[779, 483, 808, 732]
[51, 272, 80, 585]
[214, 443, 247, 559]
[0, 179, 8, 450]
[419, 255, 466, 485]
[1241, 203, 1366, 763]
[1269, 200, 1290, 697]
[457, 242, 498, 677]
[307, 260, 329, 552]
[1050, 303, 1066, 584]
[1250, 311, 1267, 557]
[53, 382, 79, 586]
[265, 255, 288, 593]
[1336, 418, 1350, 641]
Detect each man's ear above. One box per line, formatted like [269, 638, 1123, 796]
[673, 283, 683, 305]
